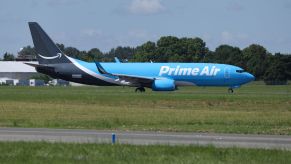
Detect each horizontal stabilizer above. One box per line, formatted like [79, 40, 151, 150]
[25, 63, 44, 67]
[24, 62, 54, 69]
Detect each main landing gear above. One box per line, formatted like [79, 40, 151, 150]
[135, 87, 146, 92]
[228, 88, 234, 93]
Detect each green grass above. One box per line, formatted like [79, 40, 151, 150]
[0, 142, 290, 164]
[0, 83, 290, 134]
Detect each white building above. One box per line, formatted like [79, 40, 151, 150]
[0, 61, 70, 86]
[0, 61, 38, 85]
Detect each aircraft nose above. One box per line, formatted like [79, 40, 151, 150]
[246, 72, 255, 82]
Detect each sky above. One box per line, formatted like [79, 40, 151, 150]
[1, 0, 291, 57]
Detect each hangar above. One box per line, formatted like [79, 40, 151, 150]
[0, 61, 39, 85]
[0, 61, 70, 86]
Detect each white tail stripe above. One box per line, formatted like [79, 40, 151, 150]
[65, 56, 122, 85]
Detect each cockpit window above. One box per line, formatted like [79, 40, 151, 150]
[236, 70, 245, 73]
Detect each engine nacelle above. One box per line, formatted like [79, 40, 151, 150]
[152, 79, 176, 91]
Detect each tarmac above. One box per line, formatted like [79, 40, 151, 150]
[0, 127, 290, 149]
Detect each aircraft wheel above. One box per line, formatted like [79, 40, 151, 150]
[141, 87, 145, 92]
[228, 88, 234, 93]
[135, 87, 145, 93]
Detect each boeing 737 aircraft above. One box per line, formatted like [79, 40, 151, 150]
[26, 22, 254, 92]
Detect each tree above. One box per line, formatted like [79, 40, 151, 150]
[3, 52, 15, 61]
[179, 37, 208, 62]
[134, 41, 156, 62]
[156, 36, 180, 62]
[56, 43, 65, 52]
[202, 51, 215, 63]
[64, 47, 80, 59]
[275, 53, 291, 80]
[87, 48, 104, 62]
[106, 46, 135, 62]
[263, 54, 288, 85]
[213, 45, 243, 67]
[242, 44, 270, 79]
[17, 46, 36, 60]
[135, 36, 208, 62]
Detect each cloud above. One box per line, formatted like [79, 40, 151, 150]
[112, 29, 158, 49]
[221, 31, 234, 43]
[128, 29, 149, 39]
[221, 31, 250, 46]
[128, 0, 165, 14]
[226, 2, 244, 11]
[80, 29, 103, 37]
[77, 28, 158, 52]
[283, 1, 291, 9]
[46, 0, 88, 7]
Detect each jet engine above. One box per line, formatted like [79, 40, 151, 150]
[152, 79, 176, 91]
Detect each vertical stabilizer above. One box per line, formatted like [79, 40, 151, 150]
[28, 22, 70, 64]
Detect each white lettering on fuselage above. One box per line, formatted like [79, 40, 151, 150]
[159, 66, 221, 76]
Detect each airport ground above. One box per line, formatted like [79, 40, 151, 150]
[0, 82, 290, 163]
[0, 82, 290, 135]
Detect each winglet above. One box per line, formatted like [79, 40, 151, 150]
[95, 62, 111, 75]
[114, 57, 121, 63]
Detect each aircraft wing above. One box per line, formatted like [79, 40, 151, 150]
[95, 62, 154, 87]
[113, 73, 154, 86]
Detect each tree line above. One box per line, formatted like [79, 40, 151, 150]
[1, 36, 291, 84]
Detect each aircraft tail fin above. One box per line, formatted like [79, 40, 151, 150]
[28, 22, 70, 64]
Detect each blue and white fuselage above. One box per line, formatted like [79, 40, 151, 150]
[66, 56, 254, 91]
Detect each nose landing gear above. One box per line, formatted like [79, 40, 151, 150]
[228, 88, 234, 93]
[135, 87, 146, 92]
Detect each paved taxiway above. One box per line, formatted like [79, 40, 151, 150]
[0, 128, 290, 149]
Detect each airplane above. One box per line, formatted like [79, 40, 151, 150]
[26, 22, 254, 93]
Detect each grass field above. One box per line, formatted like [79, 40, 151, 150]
[0, 142, 290, 164]
[0, 82, 290, 135]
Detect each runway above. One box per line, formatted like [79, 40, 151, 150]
[0, 127, 290, 150]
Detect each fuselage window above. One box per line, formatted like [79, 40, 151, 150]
[236, 70, 245, 73]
